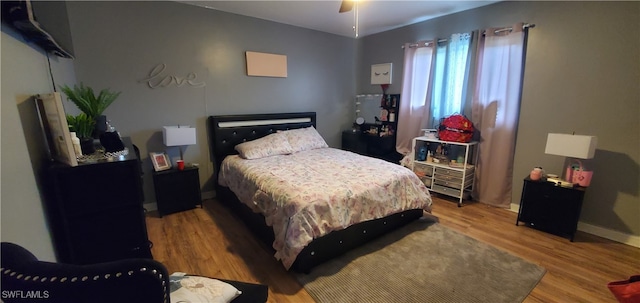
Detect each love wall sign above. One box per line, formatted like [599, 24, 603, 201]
[138, 63, 206, 89]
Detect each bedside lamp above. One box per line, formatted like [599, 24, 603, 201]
[163, 126, 196, 161]
[544, 133, 597, 187]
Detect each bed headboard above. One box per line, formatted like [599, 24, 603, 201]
[207, 112, 317, 179]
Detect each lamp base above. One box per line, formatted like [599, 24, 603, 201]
[546, 177, 575, 188]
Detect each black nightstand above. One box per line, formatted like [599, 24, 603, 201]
[516, 177, 586, 241]
[153, 166, 202, 217]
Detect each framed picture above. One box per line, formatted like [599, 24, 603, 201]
[150, 152, 171, 171]
[36, 93, 78, 166]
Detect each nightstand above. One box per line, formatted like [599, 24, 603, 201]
[516, 177, 586, 241]
[153, 166, 202, 217]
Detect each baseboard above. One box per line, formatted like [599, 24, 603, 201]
[143, 190, 215, 213]
[577, 222, 640, 248]
[143, 202, 157, 212]
[201, 190, 215, 200]
[510, 203, 640, 248]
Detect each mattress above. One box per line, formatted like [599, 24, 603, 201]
[218, 147, 432, 269]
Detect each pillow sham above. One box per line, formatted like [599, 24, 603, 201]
[170, 274, 242, 303]
[235, 132, 293, 159]
[280, 126, 329, 153]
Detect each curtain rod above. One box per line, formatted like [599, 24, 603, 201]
[402, 23, 535, 48]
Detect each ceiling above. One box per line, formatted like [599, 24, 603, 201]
[178, 1, 499, 38]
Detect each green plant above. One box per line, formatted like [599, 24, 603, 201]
[66, 113, 95, 139]
[60, 83, 121, 119]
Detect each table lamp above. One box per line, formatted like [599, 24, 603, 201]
[163, 126, 196, 161]
[544, 133, 597, 187]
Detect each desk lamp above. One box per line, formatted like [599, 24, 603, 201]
[163, 126, 196, 161]
[544, 133, 597, 187]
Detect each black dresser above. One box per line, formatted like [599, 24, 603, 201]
[342, 129, 400, 163]
[44, 138, 152, 264]
[516, 177, 586, 241]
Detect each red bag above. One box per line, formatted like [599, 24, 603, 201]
[608, 275, 640, 303]
[438, 114, 475, 143]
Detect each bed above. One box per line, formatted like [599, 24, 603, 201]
[208, 112, 432, 273]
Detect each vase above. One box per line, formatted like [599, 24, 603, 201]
[79, 138, 95, 155]
[93, 115, 108, 139]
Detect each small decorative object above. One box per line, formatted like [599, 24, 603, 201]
[69, 132, 82, 157]
[66, 113, 96, 155]
[176, 160, 185, 170]
[99, 121, 124, 152]
[530, 167, 544, 181]
[150, 152, 171, 171]
[60, 83, 121, 138]
[417, 146, 427, 161]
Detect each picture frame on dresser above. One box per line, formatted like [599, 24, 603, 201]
[150, 152, 171, 171]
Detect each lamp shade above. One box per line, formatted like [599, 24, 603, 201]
[544, 133, 597, 159]
[163, 126, 196, 146]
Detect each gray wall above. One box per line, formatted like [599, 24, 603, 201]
[1, 26, 77, 260]
[65, 1, 356, 203]
[358, 1, 640, 238]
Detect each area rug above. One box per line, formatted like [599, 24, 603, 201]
[295, 218, 545, 303]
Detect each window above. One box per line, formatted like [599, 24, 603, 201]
[429, 33, 472, 128]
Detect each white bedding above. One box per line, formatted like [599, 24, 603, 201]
[218, 147, 432, 269]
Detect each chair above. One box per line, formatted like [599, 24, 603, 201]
[1, 242, 170, 303]
[1, 242, 269, 303]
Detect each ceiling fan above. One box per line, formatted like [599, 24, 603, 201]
[339, 0, 354, 13]
[339, 0, 360, 37]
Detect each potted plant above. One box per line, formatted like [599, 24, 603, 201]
[60, 83, 121, 138]
[67, 113, 96, 154]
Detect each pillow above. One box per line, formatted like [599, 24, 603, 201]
[170, 275, 242, 303]
[280, 126, 328, 153]
[235, 132, 293, 159]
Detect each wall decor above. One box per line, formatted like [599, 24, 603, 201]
[246, 51, 288, 78]
[36, 93, 78, 166]
[138, 63, 206, 89]
[371, 63, 392, 85]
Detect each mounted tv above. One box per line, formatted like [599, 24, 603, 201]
[1, 0, 74, 59]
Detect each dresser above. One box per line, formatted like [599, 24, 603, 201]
[341, 130, 399, 162]
[516, 177, 586, 241]
[44, 138, 152, 264]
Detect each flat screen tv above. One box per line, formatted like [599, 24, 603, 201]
[1, 0, 74, 59]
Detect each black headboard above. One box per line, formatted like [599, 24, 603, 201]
[207, 112, 317, 180]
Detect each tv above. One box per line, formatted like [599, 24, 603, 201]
[1, 0, 74, 59]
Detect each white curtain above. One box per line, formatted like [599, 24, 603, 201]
[396, 42, 434, 155]
[430, 33, 472, 128]
[471, 24, 527, 208]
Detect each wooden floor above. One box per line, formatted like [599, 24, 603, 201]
[146, 194, 640, 303]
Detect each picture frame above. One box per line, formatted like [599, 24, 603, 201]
[150, 152, 171, 171]
[36, 93, 78, 167]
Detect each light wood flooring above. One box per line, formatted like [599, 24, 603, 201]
[146, 194, 640, 303]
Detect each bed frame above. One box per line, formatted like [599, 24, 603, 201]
[207, 112, 423, 273]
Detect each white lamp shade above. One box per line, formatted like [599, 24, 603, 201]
[544, 133, 597, 159]
[163, 126, 196, 146]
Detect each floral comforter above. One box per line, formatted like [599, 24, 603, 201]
[218, 147, 432, 269]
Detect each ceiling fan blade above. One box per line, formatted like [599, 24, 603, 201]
[339, 0, 354, 13]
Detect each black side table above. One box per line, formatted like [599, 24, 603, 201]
[516, 177, 586, 241]
[153, 166, 202, 217]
